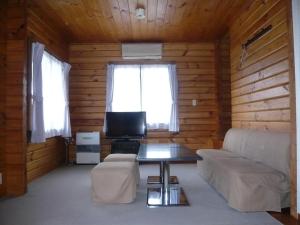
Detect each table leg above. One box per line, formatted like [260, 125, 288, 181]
[147, 161, 189, 207]
[147, 161, 179, 184]
[163, 161, 170, 205]
[160, 161, 164, 184]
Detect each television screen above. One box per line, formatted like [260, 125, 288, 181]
[105, 112, 147, 138]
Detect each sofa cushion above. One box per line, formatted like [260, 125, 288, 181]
[223, 128, 290, 176]
[197, 150, 290, 211]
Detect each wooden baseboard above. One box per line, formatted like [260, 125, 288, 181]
[268, 208, 298, 225]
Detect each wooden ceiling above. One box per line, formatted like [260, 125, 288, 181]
[29, 0, 251, 43]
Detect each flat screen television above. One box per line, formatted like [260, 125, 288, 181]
[105, 112, 147, 139]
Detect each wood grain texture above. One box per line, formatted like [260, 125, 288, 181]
[287, 0, 297, 218]
[27, 137, 65, 182]
[5, 0, 27, 196]
[69, 42, 219, 160]
[230, 0, 290, 132]
[230, 0, 295, 217]
[0, 0, 7, 197]
[27, 1, 68, 61]
[29, 0, 250, 42]
[25, 2, 69, 182]
[215, 34, 231, 140]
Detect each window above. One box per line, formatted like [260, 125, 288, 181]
[40, 51, 68, 137]
[30, 42, 71, 143]
[106, 64, 179, 132]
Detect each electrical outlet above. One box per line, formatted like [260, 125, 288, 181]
[192, 99, 197, 106]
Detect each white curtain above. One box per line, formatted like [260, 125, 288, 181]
[140, 64, 172, 129]
[31, 42, 46, 143]
[168, 64, 179, 132]
[105, 64, 115, 112]
[31, 42, 72, 143]
[62, 62, 72, 137]
[103, 64, 115, 132]
[112, 64, 141, 112]
[42, 51, 68, 138]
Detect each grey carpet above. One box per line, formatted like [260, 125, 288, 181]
[0, 164, 282, 225]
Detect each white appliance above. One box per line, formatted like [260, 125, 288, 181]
[121, 43, 162, 59]
[76, 132, 100, 164]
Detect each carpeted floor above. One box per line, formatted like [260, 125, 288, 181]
[0, 164, 282, 225]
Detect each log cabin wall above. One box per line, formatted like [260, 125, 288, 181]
[230, 0, 290, 132]
[0, 0, 7, 196]
[69, 43, 219, 160]
[26, 137, 65, 182]
[5, 0, 28, 196]
[26, 2, 69, 182]
[215, 35, 232, 140]
[229, 0, 294, 215]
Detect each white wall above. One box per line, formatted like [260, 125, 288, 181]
[293, 0, 300, 213]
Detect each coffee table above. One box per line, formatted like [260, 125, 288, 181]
[137, 143, 202, 207]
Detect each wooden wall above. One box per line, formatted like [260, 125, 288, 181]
[230, 0, 290, 132]
[0, 0, 7, 196]
[69, 43, 219, 160]
[27, 137, 65, 182]
[216, 35, 231, 140]
[25, 2, 68, 182]
[27, 1, 68, 61]
[229, 0, 295, 216]
[5, 1, 28, 196]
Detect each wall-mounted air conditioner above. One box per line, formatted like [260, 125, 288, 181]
[122, 43, 162, 59]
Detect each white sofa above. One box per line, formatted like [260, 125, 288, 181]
[197, 128, 290, 212]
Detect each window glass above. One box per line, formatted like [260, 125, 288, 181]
[141, 66, 171, 129]
[111, 64, 172, 129]
[112, 65, 141, 112]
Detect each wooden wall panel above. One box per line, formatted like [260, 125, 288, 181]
[25, 3, 69, 182]
[216, 35, 232, 140]
[230, 0, 290, 132]
[5, 1, 27, 196]
[69, 43, 219, 160]
[30, 0, 249, 43]
[27, 1, 68, 60]
[230, 0, 295, 216]
[0, 0, 7, 196]
[27, 137, 65, 182]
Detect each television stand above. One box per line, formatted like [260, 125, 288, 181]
[111, 140, 140, 154]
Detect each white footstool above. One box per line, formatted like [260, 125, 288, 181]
[91, 161, 137, 203]
[104, 154, 140, 183]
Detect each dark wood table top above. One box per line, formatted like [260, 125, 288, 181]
[137, 143, 202, 162]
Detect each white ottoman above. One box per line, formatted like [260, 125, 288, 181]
[104, 154, 140, 183]
[91, 161, 137, 203]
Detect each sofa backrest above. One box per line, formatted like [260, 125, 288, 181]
[223, 128, 290, 177]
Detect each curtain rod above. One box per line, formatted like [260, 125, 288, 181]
[108, 61, 176, 65]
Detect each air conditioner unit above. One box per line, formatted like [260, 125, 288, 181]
[122, 43, 162, 59]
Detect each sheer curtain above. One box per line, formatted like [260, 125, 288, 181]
[168, 64, 179, 132]
[30, 41, 72, 143]
[112, 64, 141, 112]
[141, 64, 172, 129]
[62, 62, 72, 137]
[103, 64, 115, 132]
[105, 64, 115, 113]
[42, 51, 70, 138]
[31, 42, 46, 143]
